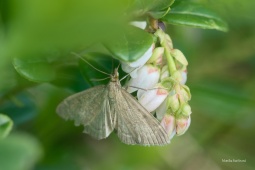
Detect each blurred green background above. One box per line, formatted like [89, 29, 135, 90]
[0, 0, 255, 170]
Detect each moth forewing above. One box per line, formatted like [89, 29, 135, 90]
[115, 86, 169, 146]
[58, 85, 117, 140]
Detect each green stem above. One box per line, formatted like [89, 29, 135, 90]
[164, 45, 177, 75]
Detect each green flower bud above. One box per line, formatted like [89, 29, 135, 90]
[180, 85, 191, 101]
[170, 49, 188, 66]
[167, 93, 180, 112]
[147, 47, 164, 66]
[172, 71, 183, 82]
[180, 103, 192, 117]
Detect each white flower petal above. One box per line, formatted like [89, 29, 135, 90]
[130, 21, 147, 30]
[129, 44, 154, 67]
[169, 128, 176, 140]
[121, 62, 139, 78]
[156, 98, 167, 121]
[180, 70, 187, 85]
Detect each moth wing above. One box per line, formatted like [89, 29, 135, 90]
[115, 88, 170, 146]
[57, 85, 115, 139]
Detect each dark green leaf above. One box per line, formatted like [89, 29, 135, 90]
[13, 57, 56, 83]
[0, 114, 13, 139]
[148, 7, 170, 19]
[0, 92, 37, 125]
[78, 52, 119, 86]
[105, 26, 153, 62]
[51, 64, 87, 92]
[132, 0, 175, 14]
[162, 1, 228, 32]
[0, 133, 42, 170]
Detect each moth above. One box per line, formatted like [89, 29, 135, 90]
[57, 67, 169, 146]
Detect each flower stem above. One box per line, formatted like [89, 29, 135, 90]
[163, 44, 177, 75]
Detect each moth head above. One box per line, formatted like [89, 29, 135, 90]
[111, 68, 119, 81]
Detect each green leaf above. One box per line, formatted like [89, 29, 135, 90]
[162, 1, 228, 32]
[148, 7, 170, 19]
[51, 64, 88, 92]
[0, 133, 42, 170]
[13, 57, 56, 82]
[105, 26, 153, 62]
[0, 114, 13, 139]
[132, 0, 175, 14]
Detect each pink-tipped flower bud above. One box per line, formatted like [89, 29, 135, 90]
[176, 116, 191, 136]
[160, 114, 176, 140]
[127, 64, 160, 93]
[138, 84, 168, 112]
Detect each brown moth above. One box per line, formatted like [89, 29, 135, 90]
[56, 68, 169, 146]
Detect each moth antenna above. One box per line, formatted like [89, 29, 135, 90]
[127, 86, 168, 91]
[116, 62, 121, 71]
[71, 52, 111, 76]
[90, 77, 110, 82]
[119, 67, 137, 82]
[111, 58, 114, 75]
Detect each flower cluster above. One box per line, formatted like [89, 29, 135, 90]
[122, 26, 192, 141]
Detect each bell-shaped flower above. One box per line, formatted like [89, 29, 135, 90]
[130, 21, 147, 30]
[127, 64, 160, 93]
[138, 84, 168, 112]
[121, 43, 154, 78]
[176, 116, 191, 136]
[160, 114, 176, 140]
